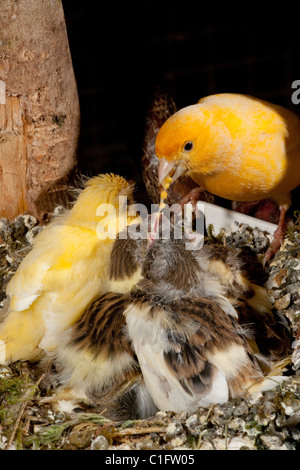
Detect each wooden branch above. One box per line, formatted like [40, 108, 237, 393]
[0, 0, 80, 221]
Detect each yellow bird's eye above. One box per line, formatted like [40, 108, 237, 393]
[183, 141, 194, 151]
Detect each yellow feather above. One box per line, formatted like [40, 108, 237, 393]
[155, 93, 300, 206]
[0, 173, 140, 363]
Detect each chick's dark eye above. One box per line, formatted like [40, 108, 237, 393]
[184, 141, 193, 151]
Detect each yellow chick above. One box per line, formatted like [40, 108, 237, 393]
[155, 93, 300, 261]
[0, 173, 140, 364]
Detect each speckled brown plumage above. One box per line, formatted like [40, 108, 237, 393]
[131, 290, 262, 398]
[70, 292, 132, 359]
[46, 291, 157, 418]
[125, 230, 292, 413]
[198, 242, 292, 360]
[47, 220, 292, 418]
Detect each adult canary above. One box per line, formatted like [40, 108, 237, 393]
[0, 173, 140, 364]
[155, 93, 300, 261]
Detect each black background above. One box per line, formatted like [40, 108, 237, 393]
[61, 1, 300, 202]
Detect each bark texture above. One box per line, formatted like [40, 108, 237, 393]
[0, 0, 80, 221]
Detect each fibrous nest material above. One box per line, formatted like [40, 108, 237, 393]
[0, 213, 299, 450]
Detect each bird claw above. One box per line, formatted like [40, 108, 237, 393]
[263, 225, 285, 265]
[179, 187, 214, 210]
[263, 246, 277, 266]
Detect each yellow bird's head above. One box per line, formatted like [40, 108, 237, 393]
[67, 173, 139, 233]
[155, 104, 209, 185]
[155, 103, 232, 189]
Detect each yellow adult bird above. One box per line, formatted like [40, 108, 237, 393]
[155, 93, 300, 262]
[0, 173, 140, 364]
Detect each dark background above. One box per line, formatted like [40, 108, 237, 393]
[61, 1, 300, 203]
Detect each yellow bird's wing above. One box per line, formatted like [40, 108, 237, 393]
[6, 223, 67, 313]
[1, 220, 110, 361]
[28, 223, 111, 351]
[0, 221, 73, 362]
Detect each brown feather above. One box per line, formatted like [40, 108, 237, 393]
[70, 292, 132, 360]
[127, 290, 265, 410]
[197, 242, 292, 360]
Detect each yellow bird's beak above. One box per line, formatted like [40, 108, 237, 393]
[158, 157, 187, 185]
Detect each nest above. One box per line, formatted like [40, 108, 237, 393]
[0, 213, 299, 450]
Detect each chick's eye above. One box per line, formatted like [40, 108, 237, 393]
[184, 141, 194, 151]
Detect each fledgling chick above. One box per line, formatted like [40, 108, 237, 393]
[124, 233, 290, 414]
[155, 93, 300, 262]
[0, 173, 140, 364]
[43, 222, 154, 419]
[196, 243, 292, 365]
[46, 291, 157, 420]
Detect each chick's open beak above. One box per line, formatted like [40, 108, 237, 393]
[158, 157, 187, 185]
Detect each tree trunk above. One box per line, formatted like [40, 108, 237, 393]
[0, 0, 80, 221]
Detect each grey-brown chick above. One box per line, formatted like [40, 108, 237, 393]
[124, 231, 291, 414]
[195, 243, 292, 363]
